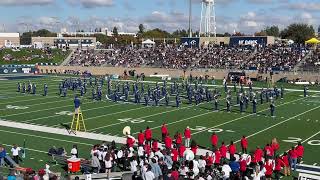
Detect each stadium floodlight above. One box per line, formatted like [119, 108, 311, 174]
[200, 0, 216, 37]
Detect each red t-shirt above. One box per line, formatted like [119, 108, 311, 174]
[281, 155, 289, 166]
[219, 145, 227, 158]
[271, 143, 280, 151]
[164, 136, 172, 149]
[265, 160, 274, 175]
[240, 159, 247, 172]
[241, 138, 248, 148]
[171, 149, 179, 162]
[176, 134, 182, 145]
[254, 148, 263, 162]
[144, 144, 150, 156]
[206, 156, 213, 166]
[126, 137, 135, 147]
[296, 145, 304, 157]
[264, 146, 274, 156]
[161, 125, 168, 135]
[152, 141, 158, 152]
[179, 145, 186, 157]
[211, 134, 218, 146]
[145, 129, 152, 140]
[228, 144, 237, 155]
[138, 133, 144, 145]
[171, 170, 179, 180]
[184, 128, 191, 139]
[275, 158, 284, 171]
[214, 151, 221, 164]
[289, 149, 298, 158]
[191, 146, 198, 155]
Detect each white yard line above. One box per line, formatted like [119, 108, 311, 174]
[234, 106, 320, 143]
[89, 106, 191, 131]
[22, 103, 122, 123]
[191, 96, 306, 136]
[1, 143, 48, 154]
[0, 129, 93, 146]
[302, 130, 320, 143]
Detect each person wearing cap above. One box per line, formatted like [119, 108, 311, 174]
[184, 127, 191, 148]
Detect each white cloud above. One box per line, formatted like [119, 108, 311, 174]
[0, 0, 54, 6]
[66, 0, 113, 8]
[287, 2, 320, 11]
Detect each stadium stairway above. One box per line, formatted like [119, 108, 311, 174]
[60, 49, 75, 66]
[293, 50, 313, 73]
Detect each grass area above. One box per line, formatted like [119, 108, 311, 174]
[0, 48, 70, 65]
[0, 75, 319, 178]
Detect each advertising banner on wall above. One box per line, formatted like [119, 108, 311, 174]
[0, 65, 36, 74]
[180, 37, 200, 48]
[229, 36, 268, 47]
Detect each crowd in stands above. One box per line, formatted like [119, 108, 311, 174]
[302, 49, 320, 71]
[66, 44, 312, 72]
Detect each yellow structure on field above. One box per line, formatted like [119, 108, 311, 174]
[70, 109, 86, 132]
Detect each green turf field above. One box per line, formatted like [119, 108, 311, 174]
[0, 74, 320, 174]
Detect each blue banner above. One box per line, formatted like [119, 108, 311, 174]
[229, 36, 267, 46]
[180, 37, 200, 48]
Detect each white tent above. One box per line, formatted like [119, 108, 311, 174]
[142, 39, 155, 48]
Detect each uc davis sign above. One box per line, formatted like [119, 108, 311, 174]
[181, 37, 200, 48]
[229, 36, 267, 47]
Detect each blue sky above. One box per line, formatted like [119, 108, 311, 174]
[0, 0, 319, 34]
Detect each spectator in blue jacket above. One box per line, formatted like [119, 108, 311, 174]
[0, 145, 6, 166]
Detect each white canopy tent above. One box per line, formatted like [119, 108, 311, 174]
[142, 39, 155, 48]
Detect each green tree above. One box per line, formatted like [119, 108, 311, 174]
[280, 23, 315, 43]
[94, 34, 108, 45]
[138, 24, 145, 34]
[112, 26, 118, 36]
[264, 26, 280, 37]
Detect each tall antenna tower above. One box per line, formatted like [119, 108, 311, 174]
[200, 0, 216, 37]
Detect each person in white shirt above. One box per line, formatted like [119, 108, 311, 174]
[222, 161, 232, 180]
[130, 156, 138, 173]
[144, 165, 155, 180]
[198, 156, 206, 173]
[11, 144, 21, 164]
[70, 145, 78, 158]
[192, 159, 200, 177]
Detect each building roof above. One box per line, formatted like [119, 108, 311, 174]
[0, 33, 19, 38]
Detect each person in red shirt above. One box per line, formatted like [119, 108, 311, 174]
[144, 127, 152, 146]
[170, 167, 179, 180]
[164, 135, 172, 149]
[281, 152, 290, 176]
[240, 135, 248, 154]
[210, 133, 218, 151]
[239, 155, 248, 178]
[228, 141, 237, 159]
[174, 132, 182, 148]
[289, 146, 298, 171]
[219, 141, 227, 159]
[264, 144, 274, 158]
[213, 149, 221, 167]
[184, 126, 191, 148]
[161, 123, 168, 142]
[171, 147, 179, 162]
[264, 158, 274, 180]
[144, 143, 151, 157]
[271, 138, 280, 157]
[152, 139, 158, 152]
[191, 140, 198, 155]
[254, 146, 264, 163]
[179, 144, 186, 158]
[205, 152, 214, 169]
[274, 155, 285, 180]
[137, 130, 145, 146]
[295, 142, 304, 163]
[126, 135, 135, 148]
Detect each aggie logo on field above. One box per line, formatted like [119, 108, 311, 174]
[3, 69, 8, 73]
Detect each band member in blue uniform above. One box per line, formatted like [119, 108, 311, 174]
[43, 83, 48, 96]
[17, 83, 21, 92]
[22, 83, 26, 93]
[80, 86, 84, 96]
[252, 97, 257, 114]
[214, 95, 219, 111]
[280, 87, 284, 99]
[304, 85, 308, 97]
[27, 82, 32, 93]
[240, 97, 244, 113]
[165, 93, 169, 106]
[226, 98, 231, 112]
[270, 101, 275, 117]
[32, 83, 36, 95]
[74, 95, 81, 115]
[62, 87, 67, 97]
[176, 94, 181, 108]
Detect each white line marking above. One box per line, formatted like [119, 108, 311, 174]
[314, 163, 318, 166]
[234, 106, 320, 143]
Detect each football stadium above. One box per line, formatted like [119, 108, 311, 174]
[0, 0, 320, 180]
